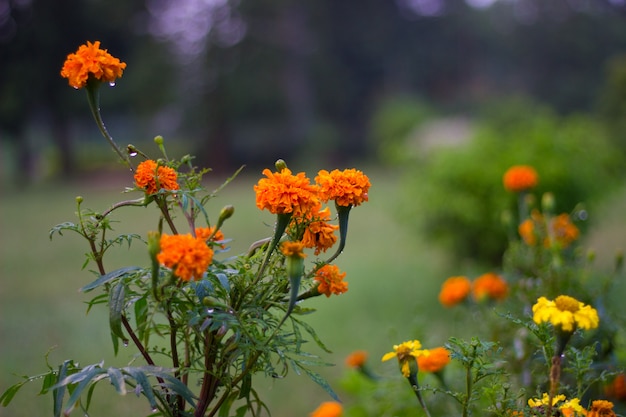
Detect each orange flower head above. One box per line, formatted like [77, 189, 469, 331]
[439, 276, 471, 307]
[519, 210, 579, 249]
[314, 264, 348, 297]
[195, 227, 226, 248]
[301, 206, 339, 255]
[157, 233, 214, 281]
[503, 165, 539, 192]
[472, 272, 509, 302]
[60, 41, 127, 89]
[134, 160, 180, 195]
[550, 213, 580, 248]
[345, 350, 368, 368]
[587, 400, 616, 417]
[310, 401, 343, 417]
[280, 241, 306, 258]
[254, 168, 319, 216]
[605, 374, 626, 400]
[315, 168, 370, 207]
[417, 346, 451, 373]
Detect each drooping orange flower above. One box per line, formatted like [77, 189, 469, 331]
[439, 276, 471, 307]
[254, 168, 319, 216]
[134, 160, 180, 195]
[587, 400, 616, 417]
[472, 272, 509, 302]
[195, 227, 226, 249]
[315, 168, 370, 207]
[301, 206, 339, 255]
[280, 241, 307, 258]
[157, 233, 214, 281]
[314, 264, 348, 297]
[60, 41, 127, 89]
[503, 165, 538, 193]
[310, 401, 343, 417]
[417, 346, 451, 373]
[345, 350, 368, 368]
[519, 210, 579, 249]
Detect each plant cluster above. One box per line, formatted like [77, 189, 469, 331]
[1, 41, 371, 417]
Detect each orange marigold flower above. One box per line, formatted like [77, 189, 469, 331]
[157, 233, 214, 281]
[605, 374, 626, 400]
[472, 272, 509, 302]
[134, 160, 180, 195]
[195, 227, 226, 246]
[280, 241, 306, 258]
[345, 350, 368, 368]
[301, 206, 339, 255]
[519, 210, 579, 249]
[310, 401, 343, 417]
[60, 41, 127, 89]
[417, 346, 451, 373]
[254, 168, 319, 216]
[439, 276, 471, 307]
[315, 264, 348, 297]
[315, 168, 370, 207]
[587, 400, 616, 417]
[503, 165, 539, 193]
[551, 213, 580, 248]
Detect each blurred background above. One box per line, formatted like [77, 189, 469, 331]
[2, 0, 626, 416]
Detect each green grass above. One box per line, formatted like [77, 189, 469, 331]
[2, 166, 625, 417]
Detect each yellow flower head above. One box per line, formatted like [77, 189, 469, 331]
[503, 165, 539, 193]
[60, 41, 127, 89]
[301, 206, 339, 255]
[532, 295, 599, 333]
[254, 168, 319, 216]
[528, 393, 567, 408]
[314, 264, 348, 297]
[382, 340, 430, 377]
[587, 400, 616, 417]
[134, 160, 180, 195]
[528, 394, 586, 416]
[417, 346, 451, 373]
[472, 272, 509, 302]
[157, 233, 214, 281]
[310, 401, 343, 417]
[439, 276, 471, 307]
[315, 168, 370, 207]
[280, 241, 306, 258]
[345, 350, 368, 368]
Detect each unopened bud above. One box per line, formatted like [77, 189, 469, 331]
[76, 196, 84, 204]
[586, 249, 596, 263]
[154, 135, 164, 145]
[541, 192, 555, 213]
[275, 159, 288, 172]
[219, 205, 235, 222]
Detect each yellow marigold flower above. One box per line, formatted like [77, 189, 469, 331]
[345, 350, 368, 368]
[503, 165, 539, 193]
[438, 276, 471, 307]
[382, 340, 430, 378]
[315, 168, 370, 207]
[60, 41, 127, 89]
[561, 398, 587, 417]
[528, 393, 567, 408]
[472, 272, 509, 302]
[280, 241, 306, 258]
[417, 346, 450, 373]
[157, 233, 214, 281]
[314, 264, 348, 297]
[301, 206, 339, 255]
[134, 160, 180, 195]
[310, 401, 343, 417]
[532, 295, 599, 333]
[254, 168, 319, 216]
[587, 400, 616, 417]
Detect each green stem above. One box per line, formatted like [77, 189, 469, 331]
[85, 80, 133, 170]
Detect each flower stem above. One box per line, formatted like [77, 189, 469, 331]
[85, 80, 133, 171]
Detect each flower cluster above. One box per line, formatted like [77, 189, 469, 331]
[60, 40, 126, 88]
[519, 210, 580, 249]
[438, 272, 509, 307]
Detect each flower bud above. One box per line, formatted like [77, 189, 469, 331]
[76, 196, 84, 204]
[541, 192, 555, 213]
[275, 159, 288, 172]
[219, 205, 235, 223]
[154, 135, 164, 145]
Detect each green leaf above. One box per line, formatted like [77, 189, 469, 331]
[107, 367, 127, 395]
[81, 266, 142, 292]
[302, 367, 340, 402]
[141, 367, 197, 407]
[0, 380, 28, 407]
[54, 360, 75, 417]
[125, 368, 158, 411]
[109, 282, 128, 346]
[63, 366, 107, 416]
[238, 374, 252, 400]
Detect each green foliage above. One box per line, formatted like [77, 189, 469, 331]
[397, 97, 625, 266]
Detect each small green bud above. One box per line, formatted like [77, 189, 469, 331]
[127, 144, 139, 157]
[586, 249, 596, 263]
[219, 205, 235, 222]
[154, 135, 164, 145]
[275, 159, 288, 172]
[76, 196, 84, 204]
[541, 192, 555, 213]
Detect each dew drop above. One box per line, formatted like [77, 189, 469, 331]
[151, 407, 158, 413]
[109, 81, 116, 87]
[206, 308, 215, 314]
[129, 151, 138, 157]
[123, 340, 129, 347]
[73, 86, 79, 90]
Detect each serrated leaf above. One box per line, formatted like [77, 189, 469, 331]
[81, 266, 141, 292]
[109, 282, 128, 346]
[302, 367, 340, 402]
